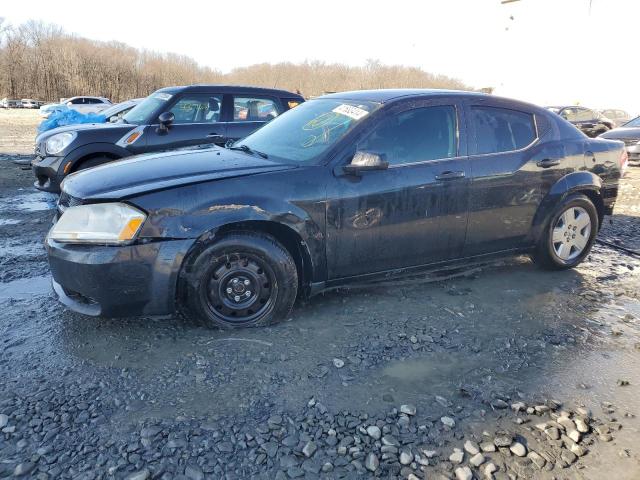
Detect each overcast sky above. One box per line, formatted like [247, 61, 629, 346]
[3, 0, 638, 114]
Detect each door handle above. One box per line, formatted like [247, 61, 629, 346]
[536, 159, 560, 168]
[435, 170, 465, 180]
[207, 133, 222, 138]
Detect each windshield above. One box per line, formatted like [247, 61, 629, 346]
[622, 116, 640, 127]
[122, 92, 172, 124]
[238, 99, 381, 164]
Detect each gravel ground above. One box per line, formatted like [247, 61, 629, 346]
[0, 111, 639, 479]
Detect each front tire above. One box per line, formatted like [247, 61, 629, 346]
[179, 232, 298, 329]
[534, 193, 599, 270]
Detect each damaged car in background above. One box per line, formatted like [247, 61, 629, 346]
[31, 85, 304, 193]
[46, 89, 627, 329]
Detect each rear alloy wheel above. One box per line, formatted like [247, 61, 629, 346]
[180, 232, 298, 329]
[551, 206, 591, 261]
[534, 193, 598, 270]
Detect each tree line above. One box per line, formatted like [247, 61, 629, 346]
[0, 19, 471, 102]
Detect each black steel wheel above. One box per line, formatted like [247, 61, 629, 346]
[179, 232, 298, 329]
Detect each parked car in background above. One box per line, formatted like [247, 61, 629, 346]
[32, 85, 304, 192]
[599, 116, 640, 164]
[101, 98, 143, 123]
[46, 90, 626, 328]
[40, 103, 64, 118]
[40, 96, 112, 118]
[38, 98, 144, 133]
[1, 98, 23, 108]
[546, 106, 613, 137]
[600, 109, 631, 128]
[21, 99, 40, 109]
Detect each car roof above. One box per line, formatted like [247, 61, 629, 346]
[66, 95, 110, 101]
[156, 85, 304, 98]
[318, 89, 487, 103]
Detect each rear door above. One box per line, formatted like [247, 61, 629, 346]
[463, 101, 566, 255]
[224, 95, 283, 143]
[326, 99, 470, 279]
[143, 93, 226, 152]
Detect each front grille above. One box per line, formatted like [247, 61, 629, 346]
[34, 142, 45, 157]
[58, 192, 83, 214]
[622, 138, 640, 147]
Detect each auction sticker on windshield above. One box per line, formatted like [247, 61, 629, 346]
[332, 104, 369, 120]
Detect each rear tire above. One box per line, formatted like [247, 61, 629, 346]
[533, 193, 598, 270]
[179, 232, 298, 329]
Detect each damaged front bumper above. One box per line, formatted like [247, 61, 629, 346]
[47, 237, 195, 317]
[32, 155, 64, 193]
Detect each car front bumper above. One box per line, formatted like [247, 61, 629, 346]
[32, 155, 64, 192]
[47, 237, 196, 317]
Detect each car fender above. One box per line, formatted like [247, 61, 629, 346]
[60, 143, 132, 173]
[529, 171, 602, 243]
[133, 186, 325, 285]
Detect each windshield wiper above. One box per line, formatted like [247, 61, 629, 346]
[228, 144, 268, 159]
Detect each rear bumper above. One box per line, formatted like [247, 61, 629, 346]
[47, 237, 196, 317]
[32, 155, 64, 193]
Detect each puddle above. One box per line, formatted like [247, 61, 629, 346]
[0, 242, 44, 257]
[0, 275, 52, 300]
[0, 192, 56, 212]
[0, 219, 21, 226]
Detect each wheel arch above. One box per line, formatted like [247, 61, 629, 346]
[529, 171, 604, 243]
[62, 143, 130, 174]
[180, 220, 315, 297]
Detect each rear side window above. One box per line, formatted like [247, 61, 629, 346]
[471, 106, 536, 155]
[233, 97, 281, 122]
[358, 105, 457, 166]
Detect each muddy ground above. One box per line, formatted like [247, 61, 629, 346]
[0, 111, 639, 479]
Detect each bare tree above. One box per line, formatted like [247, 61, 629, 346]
[0, 20, 471, 102]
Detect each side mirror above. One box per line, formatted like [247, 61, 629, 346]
[157, 111, 175, 133]
[343, 151, 389, 175]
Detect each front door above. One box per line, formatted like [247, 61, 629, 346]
[326, 101, 470, 279]
[143, 93, 226, 152]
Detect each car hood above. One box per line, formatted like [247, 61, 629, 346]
[35, 122, 134, 143]
[599, 126, 640, 140]
[62, 147, 297, 200]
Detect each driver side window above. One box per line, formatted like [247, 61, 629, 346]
[169, 94, 222, 124]
[358, 106, 457, 166]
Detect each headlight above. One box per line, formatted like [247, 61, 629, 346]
[49, 203, 146, 244]
[46, 132, 77, 155]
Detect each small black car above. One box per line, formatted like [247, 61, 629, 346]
[31, 85, 304, 193]
[546, 106, 613, 137]
[599, 116, 640, 164]
[47, 89, 626, 329]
